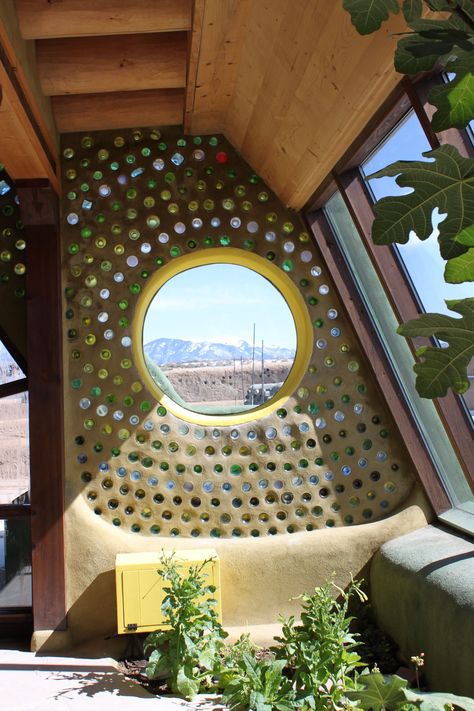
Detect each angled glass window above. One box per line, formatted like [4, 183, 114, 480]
[360, 110, 473, 423]
[323, 191, 474, 534]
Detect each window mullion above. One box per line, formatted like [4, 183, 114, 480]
[336, 170, 425, 327]
[0, 377, 28, 399]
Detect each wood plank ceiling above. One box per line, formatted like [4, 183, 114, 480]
[10, 0, 408, 208]
[15, 0, 191, 133]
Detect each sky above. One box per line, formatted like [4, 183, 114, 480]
[361, 111, 473, 315]
[143, 263, 297, 349]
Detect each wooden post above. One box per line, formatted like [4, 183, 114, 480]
[16, 179, 66, 633]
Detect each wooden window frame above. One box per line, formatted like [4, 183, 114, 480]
[0, 377, 28, 400]
[305, 74, 474, 513]
[0, 291, 31, 635]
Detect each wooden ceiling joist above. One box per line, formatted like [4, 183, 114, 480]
[0, 86, 53, 181]
[16, 0, 193, 40]
[36, 32, 188, 96]
[0, 51, 58, 189]
[1, 1, 413, 208]
[185, 0, 250, 135]
[53, 88, 184, 133]
[0, 12, 59, 189]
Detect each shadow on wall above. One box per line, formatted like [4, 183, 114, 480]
[66, 569, 125, 657]
[62, 487, 432, 657]
[65, 559, 374, 661]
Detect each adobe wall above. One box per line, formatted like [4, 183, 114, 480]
[33, 127, 433, 651]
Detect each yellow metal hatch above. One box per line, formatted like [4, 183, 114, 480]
[115, 550, 221, 634]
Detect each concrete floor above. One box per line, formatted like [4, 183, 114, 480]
[0, 649, 223, 711]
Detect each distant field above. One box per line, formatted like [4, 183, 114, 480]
[161, 358, 293, 406]
[0, 395, 29, 505]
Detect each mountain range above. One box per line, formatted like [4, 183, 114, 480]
[144, 337, 295, 366]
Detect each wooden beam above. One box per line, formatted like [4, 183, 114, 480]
[53, 88, 184, 133]
[0, 88, 53, 181]
[0, 504, 30, 519]
[0, 13, 58, 168]
[17, 180, 66, 633]
[0, 377, 28, 399]
[0, 36, 59, 190]
[187, 0, 250, 134]
[36, 33, 187, 96]
[16, 0, 192, 39]
[184, 0, 205, 133]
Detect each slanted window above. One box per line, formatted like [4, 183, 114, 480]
[360, 109, 473, 422]
[306, 76, 474, 535]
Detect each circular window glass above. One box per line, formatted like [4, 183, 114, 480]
[134, 249, 312, 425]
[143, 264, 296, 415]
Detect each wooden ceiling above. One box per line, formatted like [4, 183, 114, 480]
[2, 0, 408, 207]
[15, 0, 192, 132]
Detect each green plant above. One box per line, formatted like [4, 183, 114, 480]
[144, 553, 227, 700]
[342, 0, 474, 399]
[140, 564, 474, 709]
[221, 634, 262, 682]
[410, 652, 425, 690]
[272, 578, 368, 710]
[222, 652, 297, 711]
[347, 670, 474, 710]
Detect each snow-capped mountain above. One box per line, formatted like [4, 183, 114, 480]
[144, 337, 295, 365]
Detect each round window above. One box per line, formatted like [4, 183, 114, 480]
[133, 249, 312, 425]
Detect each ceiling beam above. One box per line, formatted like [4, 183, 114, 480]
[0, 74, 59, 190]
[37, 32, 187, 96]
[0, 16, 58, 189]
[184, 0, 205, 133]
[16, 0, 192, 39]
[185, 0, 251, 135]
[53, 88, 184, 133]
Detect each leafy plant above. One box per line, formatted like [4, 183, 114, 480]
[141, 566, 474, 710]
[342, 0, 402, 35]
[222, 653, 297, 711]
[342, 0, 474, 399]
[404, 686, 474, 710]
[144, 553, 227, 700]
[220, 633, 262, 686]
[347, 670, 474, 710]
[397, 298, 474, 396]
[347, 670, 409, 709]
[273, 578, 368, 710]
[367, 145, 474, 268]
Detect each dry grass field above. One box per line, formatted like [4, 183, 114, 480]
[0, 394, 29, 505]
[162, 358, 293, 406]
